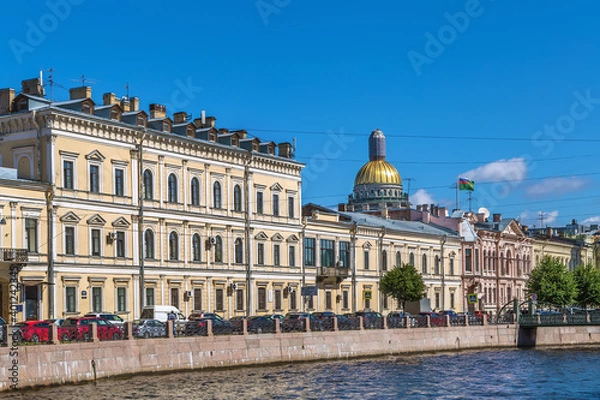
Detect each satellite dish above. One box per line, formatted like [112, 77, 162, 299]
[478, 207, 491, 220]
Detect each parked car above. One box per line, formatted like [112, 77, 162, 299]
[59, 317, 123, 341]
[188, 312, 224, 321]
[131, 319, 166, 338]
[387, 311, 416, 328]
[229, 315, 248, 333]
[184, 316, 232, 336]
[282, 312, 324, 332]
[355, 310, 384, 329]
[140, 305, 187, 323]
[440, 310, 457, 317]
[44, 318, 65, 327]
[16, 320, 51, 342]
[247, 315, 276, 334]
[84, 313, 126, 327]
[417, 312, 445, 327]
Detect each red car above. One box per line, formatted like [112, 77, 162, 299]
[16, 320, 51, 342]
[59, 317, 122, 341]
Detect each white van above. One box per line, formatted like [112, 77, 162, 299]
[140, 305, 187, 323]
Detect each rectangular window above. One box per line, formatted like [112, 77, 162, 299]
[325, 292, 332, 310]
[258, 287, 267, 310]
[288, 196, 294, 218]
[274, 289, 282, 311]
[146, 288, 155, 307]
[91, 229, 101, 256]
[272, 194, 279, 216]
[339, 241, 350, 268]
[307, 295, 314, 310]
[364, 251, 370, 270]
[475, 249, 480, 272]
[256, 192, 263, 214]
[289, 291, 297, 310]
[92, 287, 102, 312]
[465, 249, 472, 272]
[304, 238, 316, 266]
[25, 218, 38, 252]
[274, 244, 280, 266]
[66, 287, 76, 313]
[450, 258, 455, 275]
[236, 289, 244, 311]
[288, 246, 296, 267]
[320, 239, 335, 267]
[117, 287, 126, 312]
[435, 292, 440, 309]
[115, 168, 124, 196]
[193, 288, 202, 311]
[116, 231, 125, 258]
[257, 243, 265, 265]
[65, 226, 75, 255]
[364, 297, 370, 310]
[63, 160, 74, 189]
[450, 292, 455, 309]
[171, 287, 179, 310]
[215, 288, 224, 311]
[89, 164, 100, 193]
[342, 290, 349, 309]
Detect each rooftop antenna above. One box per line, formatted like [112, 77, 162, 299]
[539, 211, 547, 228]
[125, 82, 130, 101]
[405, 177, 414, 199]
[70, 74, 98, 87]
[291, 137, 297, 158]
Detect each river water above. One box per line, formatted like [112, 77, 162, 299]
[7, 346, 600, 399]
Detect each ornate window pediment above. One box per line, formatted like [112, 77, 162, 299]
[362, 241, 372, 249]
[271, 233, 284, 242]
[60, 211, 81, 223]
[112, 217, 131, 228]
[270, 182, 283, 191]
[85, 150, 106, 162]
[254, 231, 268, 241]
[287, 234, 299, 243]
[87, 214, 106, 226]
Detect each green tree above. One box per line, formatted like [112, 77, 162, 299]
[380, 263, 426, 310]
[572, 263, 600, 309]
[526, 256, 577, 307]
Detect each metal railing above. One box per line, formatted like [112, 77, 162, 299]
[0, 248, 28, 263]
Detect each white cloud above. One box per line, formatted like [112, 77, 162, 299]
[460, 158, 527, 183]
[517, 210, 559, 227]
[582, 216, 600, 226]
[526, 176, 587, 197]
[411, 189, 435, 205]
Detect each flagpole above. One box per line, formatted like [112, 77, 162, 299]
[468, 191, 472, 212]
[456, 176, 459, 211]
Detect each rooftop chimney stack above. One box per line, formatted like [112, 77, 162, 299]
[21, 78, 44, 97]
[149, 103, 166, 119]
[0, 88, 15, 115]
[173, 112, 187, 124]
[69, 86, 92, 100]
[278, 142, 293, 158]
[129, 97, 139, 111]
[493, 213, 502, 222]
[103, 92, 118, 106]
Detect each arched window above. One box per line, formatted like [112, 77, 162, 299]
[233, 185, 242, 212]
[213, 181, 222, 209]
[214, 236, 223, 263]
[422, 254, 427, 274]
[381, 250, 387, 271]
[144, 229, 154, 259]
[409, 252, 415, 266]
[396, 251, 401, 267]
[190, 177, 200, 205]
[169, 231, 179, 260]
[168, 174, 178, 203]
[434, 255, 440, 275]
[234, 238, 243, 263]
[143, 169, 153, 200]
[192, 233, 201, 262]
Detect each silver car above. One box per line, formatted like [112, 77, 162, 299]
[132, 319, 166, 338]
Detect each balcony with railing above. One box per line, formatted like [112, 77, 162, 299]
[0, 248, 28, 263]
[316, 264, 350, 283]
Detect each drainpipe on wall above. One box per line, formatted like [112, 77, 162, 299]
[137, 130, 147, 317]
[440, 234, 447, 312]
[300, 216, 307, 312]
[378, 226, 385, 312]
[243, 155, 253, 315]
[351, 221, 358, 313]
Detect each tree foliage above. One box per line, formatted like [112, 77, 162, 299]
[572, 263, 600, 309]
[380, 263, 426, 310]
[526, 256, 577, 306]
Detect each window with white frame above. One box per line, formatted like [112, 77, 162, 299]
[256, 191, 264, 214]
[272, 193, 279, 216]
[143, 169, 153, 200]
[257, 287, 267, 310]
[169, 231, 179, 260]
[191, 177, 200, 205]
[257, 243, 265, 265]
[89, 164, 100, 193]
[91, 228, 101, 256]
[234, 238, 243, 264]
[168, 174, 178, 203]
[274, 244, 281, 266]
[233, 184, 242, 212]
[65, 226, 75, 255]
[193, 288, 202, 311]
[192, 233, 201, 262]
[65, 286, 77, 313]
[146, 287, 155, 306]
[117, 287, 126, 312]
[213, 181, 222, 209]
[114, 168, 125, 197]
[288, 245, 296, 267]
[144, 229, 154, 259]
[92, 287, 102, 312]
[116, 231, 125, 258]
[25, 218, 38, 252]
[63, 159, 74, 189]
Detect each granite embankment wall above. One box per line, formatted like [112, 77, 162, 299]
[2, 324, 600, 392]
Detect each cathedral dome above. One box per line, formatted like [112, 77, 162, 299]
[354, 160, 402, 186]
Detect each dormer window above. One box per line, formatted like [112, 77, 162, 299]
[137, 115, 146, 127]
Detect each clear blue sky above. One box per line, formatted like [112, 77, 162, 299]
[3, 1, 600, 228]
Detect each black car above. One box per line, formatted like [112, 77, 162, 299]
[229, 315, 247, 334]
[247, 316, 277, 334]
[355, 310, 383, 329]
[184, 316, 232, 336]
[282, 312, 324, 332]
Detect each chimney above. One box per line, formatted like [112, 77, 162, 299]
[234, 130, 247, 139]
[21, 78, 44, 97]
[218, 128, 229, 135]
[120, 97, 130, 112]
[103, 92, 118, 106]
[338, 203, 347, 212]
[149, 103, 166, 119]
[422, 204, 429, 212]
[0, 88, 15, 115]
[278, 142, 293, 158]
[493, 213, 502, 222]
[201, 109, 206, 125]
[173, 112, 187, 124]
[438, 207, 447, 217]
[546, 226, 552, 237]
[130, 97, 139, 111]
[69, 86, 92, 100]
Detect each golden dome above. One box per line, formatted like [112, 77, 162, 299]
[354, 160, 402, 186]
